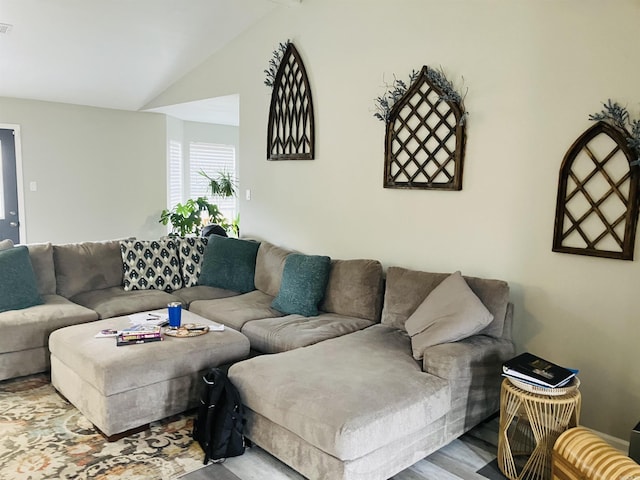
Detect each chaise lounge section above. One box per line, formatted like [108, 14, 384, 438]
[229, 266, 514, 480]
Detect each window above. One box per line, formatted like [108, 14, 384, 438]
[188, 142, 237, 222]
[167, 140, 183, 210]
[167, 139, 237, 224]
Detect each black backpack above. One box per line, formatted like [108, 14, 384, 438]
[192, 368, 245, 464]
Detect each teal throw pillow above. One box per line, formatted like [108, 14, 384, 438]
[272, 254, 332, 317]
[198, 236, 260, 293]
[0, 246, 44, 313]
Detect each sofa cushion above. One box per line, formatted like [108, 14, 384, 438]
[320, 259, 384, 322]
[405, 271, 493, 360]
[54, 240, 124, 298]
[70, 286, 180, 319]
[26, 243, 57, 296]
[241, 313, 375, 353]
[272, 254, 331, 317]
[176, 237, 208, 288]
[0, 239, 13, 250]
[198, 236, 260, 293]
[381, 266, 509, 339]
[228, 324, 450, 461]
[254, 241, 292, 297]
[189, 290, 283, 331]
[119, 239, 183, 291]
[0, 294, 98, 353]
[0, 246, 43, 313]
[170, 285, 239, 307]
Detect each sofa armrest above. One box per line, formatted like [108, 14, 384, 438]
[422, 334, 514, 380]
[422, 335, 515, 438]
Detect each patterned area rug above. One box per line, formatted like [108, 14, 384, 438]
[0, 374, 204, 480]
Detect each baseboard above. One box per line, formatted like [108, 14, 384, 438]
[591, 428, 629, 453]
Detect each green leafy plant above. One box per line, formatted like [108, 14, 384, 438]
[373, 66, 467, 124]
[160, 169, 240, 237]
[264, 40, 290, 88]
[199, 170, 237, 198]
[159, 197, 226, 237]
[589, 99, 640, 166]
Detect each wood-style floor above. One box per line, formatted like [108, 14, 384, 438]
[180, 417, 508, 480]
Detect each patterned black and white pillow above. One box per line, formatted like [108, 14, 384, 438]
[120, 239, 183, 291]
[178, 237, 208, 287]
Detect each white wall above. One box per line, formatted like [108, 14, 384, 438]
[0, 97, 167, 243]
[148, 0, 640, 439]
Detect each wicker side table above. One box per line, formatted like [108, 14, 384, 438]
[497, 378, 581, 480]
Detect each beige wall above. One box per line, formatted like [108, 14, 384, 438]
[0, 97, 167, 243]
[149, 0, 640, 439]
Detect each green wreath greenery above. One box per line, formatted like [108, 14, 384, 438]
[264, 40, 290, 88]
[589, 99, 640, 166]
[373, 66, 467, 124]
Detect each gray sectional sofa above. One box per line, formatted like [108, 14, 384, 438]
[0, 235, 514, 480]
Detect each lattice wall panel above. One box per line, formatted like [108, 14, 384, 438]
[384, 66, 466, 190]
[553, 121, 639, 260]
[267, 43, 314, 160]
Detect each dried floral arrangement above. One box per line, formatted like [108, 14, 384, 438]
[373, 66, 467, 123]
[264, 40, 291, 88]
[589, 99, 640, 166]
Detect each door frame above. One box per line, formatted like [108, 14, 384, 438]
[0, 124, 26, 243]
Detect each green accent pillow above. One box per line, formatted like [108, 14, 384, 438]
[0, 246, 44, 313]
[272, 254, 332, 317]
[198, 236, 260, 293]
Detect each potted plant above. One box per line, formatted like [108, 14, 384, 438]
[159, 197, 225, 237]
[159, 170, 239, 237]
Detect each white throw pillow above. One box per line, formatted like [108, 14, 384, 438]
[120, 239, 183, 292]
[405, 271, 493, 360]
[177, 237, 208, 288]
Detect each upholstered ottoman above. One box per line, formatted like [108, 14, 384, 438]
[49, 310, 250, 439]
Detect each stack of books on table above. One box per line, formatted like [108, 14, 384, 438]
[116, 325, 163, 346]
[502, 352, 577, 389]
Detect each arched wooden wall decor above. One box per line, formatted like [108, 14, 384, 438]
[384, 65, 466, 190]
[267, 43, 314, 160]
[553, 121, 640, 260]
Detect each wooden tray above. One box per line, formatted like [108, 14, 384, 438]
[164, 324, 209, 338]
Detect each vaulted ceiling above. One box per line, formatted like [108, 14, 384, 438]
[0, 0, 281, 115]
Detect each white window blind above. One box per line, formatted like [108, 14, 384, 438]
[188, 142, 237, 221]
[168, 140, 183, 209]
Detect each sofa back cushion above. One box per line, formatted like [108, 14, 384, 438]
[381, 266, 509, 339]
[319, 259, 384, 322]
[26, 243, 57, 296]
[54, 240, 124, 298]
[254, 241, 293, 297]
